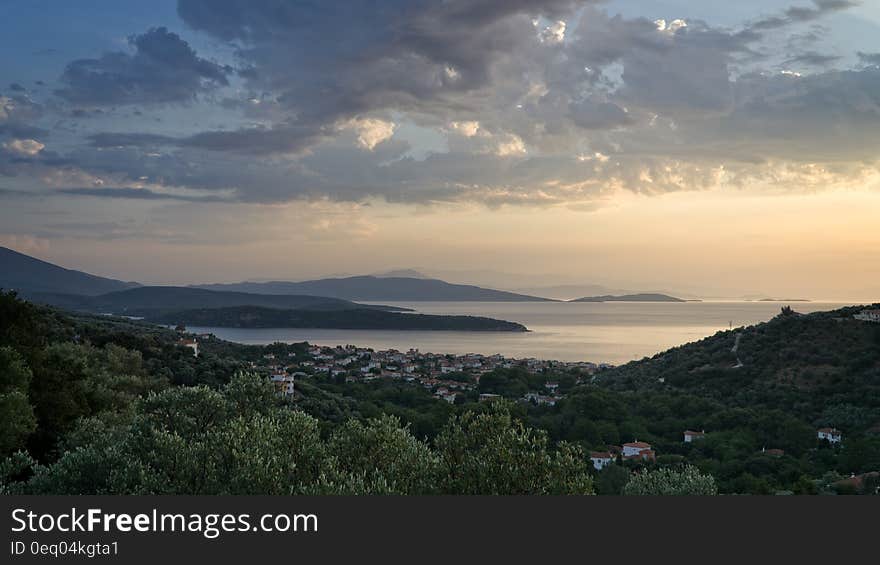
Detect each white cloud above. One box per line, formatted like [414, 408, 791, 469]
[494, 134, 527, 157]
[540, 20, 566, 44]
[2, 138, 45, 156]
[654, 19, 687, 34]
[449, 121, 482, 137]
[340, 118, 397, 151]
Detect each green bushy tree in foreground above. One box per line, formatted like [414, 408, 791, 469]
[1, 375, 594, 495]
[623, 465, 718, 496]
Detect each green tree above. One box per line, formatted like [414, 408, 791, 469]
[322, 415, 439, 494]
[0, 347, 36, 455]
[623, 465, 718, 495]
[596, 464, 631, 495]
[435, 403, 593, 494]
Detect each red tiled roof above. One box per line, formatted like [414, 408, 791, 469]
[684, 430, 705, 436]
[590, 452, 612, 459]
[623, 441, 651, 448]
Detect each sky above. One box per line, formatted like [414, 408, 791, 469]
[1, 0, 879, 299]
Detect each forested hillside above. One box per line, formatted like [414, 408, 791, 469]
[2, 293, 878, 495]
[0, 292, 589, 495]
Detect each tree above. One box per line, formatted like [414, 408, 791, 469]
[596, 464, 631, 495]
[322, 415, 439, 494]
[623, 465, 718, 495]
[0, 347, 36, 455]
[434, 402, 593, 495]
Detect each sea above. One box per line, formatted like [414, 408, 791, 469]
[184, 301, 864, 365]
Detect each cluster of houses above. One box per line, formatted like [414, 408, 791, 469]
[590, 441, 657, 470]
[588, 427, 845, 471]
[853, 309, 880, 323]
[247, 343, 603, 402]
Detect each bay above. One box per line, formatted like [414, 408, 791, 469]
[184, 300, 860, 365]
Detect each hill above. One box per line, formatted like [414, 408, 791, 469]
[146, 305, 529, 331]
[0, 246, 139, 296]
[598, 305, 880, 423]
[194, 275, 554, 302]
[25, 286, 409, 315]
[571, 293, 687, 303]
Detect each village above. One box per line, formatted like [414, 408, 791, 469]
[236, 342, 610, 406]
[177, 333, 867, 491]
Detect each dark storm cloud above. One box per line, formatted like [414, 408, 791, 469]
[170, 0, 599, 152]
[748, 0, 859, 31]
[783, 51, 842, 66]
[10, 0, 877, 210]
[568, 99, 634, 130]
[55, 27, 231, 106]
[858, 52, 880, 66]
[89, 124, 327, 156]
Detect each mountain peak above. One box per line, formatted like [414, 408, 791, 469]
[0, 246, 139, 296]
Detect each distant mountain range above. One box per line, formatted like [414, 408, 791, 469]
[194, 276, 554, 302]
[25, 286, 408, 315]
[0, 246, 139, 296]
[0, 248, 530, 331]
[570, 293, 689, 303]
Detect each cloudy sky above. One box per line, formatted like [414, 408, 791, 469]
[1, 0, 880, 298]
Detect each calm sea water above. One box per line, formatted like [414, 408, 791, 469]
[186, 301, 858, 365]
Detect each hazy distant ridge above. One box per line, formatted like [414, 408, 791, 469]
[570, 293, 687, 303]
[194, 276, 555, 302]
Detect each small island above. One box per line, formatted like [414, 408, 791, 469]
[147, 306, 530, 332]
[569, 293, 689, 303]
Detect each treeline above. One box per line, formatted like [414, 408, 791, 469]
[1, 372, 594, 495]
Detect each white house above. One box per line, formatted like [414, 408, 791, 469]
[178, 338, 199, 357]
[622, 441, 652, 457]
[270, 373, 295, 396]
[622, 441, 655, 461]
[590, 452, 614, 471]
[684, 430, 706, 443]
[854, 309, 880, 323]
[817, 427, 842, 444]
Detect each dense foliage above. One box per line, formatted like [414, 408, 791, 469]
[2, 291, 878, 495]
[0, 292, 588, 495]
[623, 466, 717, 495]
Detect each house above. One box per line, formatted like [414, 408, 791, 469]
[178, 338, 199, 357]
[270, 373, 295, 396]
[684, 430, 706, 443]
[818, 427, 842, 444]
[434, 389, 458, 404]
[590, 452, 614, 471]
[479, 393, 501, 403]
[622, 441, 655, 461]
[761, 447, 785, 457]
[833, 472, 880, 494]
[854, 309, 880, 323]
